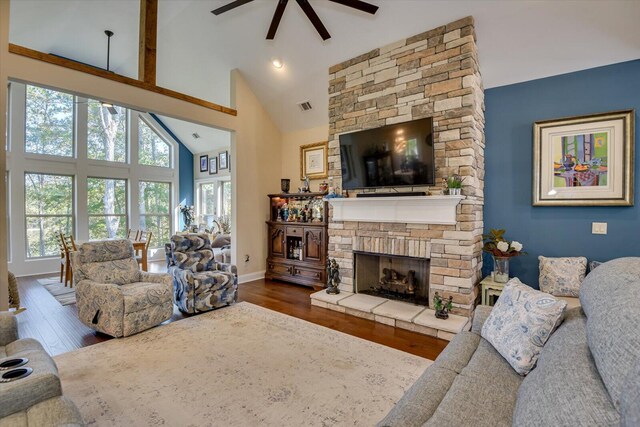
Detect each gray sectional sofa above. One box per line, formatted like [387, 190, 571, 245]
[379, 257, 640, 427]
[0, 313, 83, 426]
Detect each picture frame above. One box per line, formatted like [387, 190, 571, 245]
[533, 109, 634, 206]
[209, 157, 218, 175]
[219, 151, 229, 169]
[199, 155, 208, 172]
[300, 141, 328, 180]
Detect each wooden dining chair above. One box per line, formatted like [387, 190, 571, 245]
[135, 231, 152, 272]
[59, 233, 77, 287]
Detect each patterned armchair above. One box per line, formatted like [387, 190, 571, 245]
[70, 239, 173, 338]
[168, 233, 238, 314]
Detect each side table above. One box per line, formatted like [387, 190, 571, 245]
[481, 276, 506, 306]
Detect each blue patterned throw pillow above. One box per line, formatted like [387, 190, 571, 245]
[481, 278, 567, 375]
[539, 256, 587, 297]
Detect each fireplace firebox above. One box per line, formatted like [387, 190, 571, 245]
[353, 251, 429, 306]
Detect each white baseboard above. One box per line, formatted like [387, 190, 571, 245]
[238, 270, 266, 284]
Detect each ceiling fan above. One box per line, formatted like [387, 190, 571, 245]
[212, 0, 379, 40]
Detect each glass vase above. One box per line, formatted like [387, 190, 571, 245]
[493, 256, 510, 283]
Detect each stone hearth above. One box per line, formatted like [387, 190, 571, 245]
[310, 291, 470, 341]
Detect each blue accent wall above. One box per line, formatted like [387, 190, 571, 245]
[484, 59, 640, 287]
[149, 114, 194, 230]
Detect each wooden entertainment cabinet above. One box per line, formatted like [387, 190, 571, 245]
[266, 192, 328, 289]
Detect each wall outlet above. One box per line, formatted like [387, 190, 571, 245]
[592, 222, 607, 235]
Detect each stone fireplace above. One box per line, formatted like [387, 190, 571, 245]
[312, 16, 484, 340]
[354, 251, 429, 306]
[325, 16, 485, 321]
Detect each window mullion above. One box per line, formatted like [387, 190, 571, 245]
[76, 96, 89, 241]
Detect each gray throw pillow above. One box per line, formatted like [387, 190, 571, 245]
[481, 278, 567, 375]
[539, 256, 587, 297]
[211, 233, 231, 248]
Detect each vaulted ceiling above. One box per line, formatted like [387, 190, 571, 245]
[9, 0, 640, 143]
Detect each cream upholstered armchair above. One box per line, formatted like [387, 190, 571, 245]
[71, 239, 173, 338]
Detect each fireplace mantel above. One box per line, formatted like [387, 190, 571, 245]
[327, 195, 463, 225]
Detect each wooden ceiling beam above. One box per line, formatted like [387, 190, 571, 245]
[138, 0, 158, 85]
[8, 43, 237, 116]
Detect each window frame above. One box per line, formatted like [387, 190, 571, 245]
[138, 180, 172, 250]
[86, 99, 129, 164]
[86, 176, 129, 241]
[7, 82, 181, 276]
[137, 115, 173, 169]
[23, 84, 76, 159]
[23, 171, 75, 259]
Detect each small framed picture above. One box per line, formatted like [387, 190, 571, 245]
[199, 155, 208, 172]
[300, 141, 328, 180]
[209, 157, 218, 175]
[219, 151, 229, 169]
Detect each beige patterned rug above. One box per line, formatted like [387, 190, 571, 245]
[55, 302, 431, 426]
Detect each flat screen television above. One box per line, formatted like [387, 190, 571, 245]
[338, 117, 434, 190]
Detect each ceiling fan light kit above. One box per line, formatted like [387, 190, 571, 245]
[212, 0, 379, 40]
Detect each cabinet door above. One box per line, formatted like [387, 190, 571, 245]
[303, 228, 325, 264]
[269, 226, 286, 259]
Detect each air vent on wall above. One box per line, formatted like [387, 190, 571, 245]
[192, 132, 200, 139]
[298, 101, 313, 112]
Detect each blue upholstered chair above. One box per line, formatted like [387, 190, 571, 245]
[167, 234, 238, 314]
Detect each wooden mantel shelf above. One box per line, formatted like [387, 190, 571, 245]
[326, 195, 464, 225]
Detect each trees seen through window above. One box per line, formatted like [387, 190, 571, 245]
[25, 86, 74, 157]
[139, 119, 170, 168]
[87, 100, 126, 162]
[88, 178, 127, 240]
[139, 181, 171, 249]
[25, 173, 73, 258]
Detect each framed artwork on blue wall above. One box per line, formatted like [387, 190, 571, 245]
[533, 109, 634, 206]
[199, 155, 208, 172]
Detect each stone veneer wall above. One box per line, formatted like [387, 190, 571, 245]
[327, 16, 485, 317]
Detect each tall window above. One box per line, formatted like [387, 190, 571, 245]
[87, 178, 127, 240]
[222, 181, 232, 219]
[25, 173, 73, 258]
[199, 182, 217, 226]
[138, 119, 170, 167]
[87, 100, 126, 162]
[198, 180, 231, 228]
[25, 85, 74, 157]
[139, 181, 171, 249]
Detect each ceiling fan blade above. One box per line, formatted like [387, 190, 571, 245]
[266, 0, 289, 40]
[329, 0, 378, 14]
[295, 0, 330, 40]
[211, 0, 254, 15]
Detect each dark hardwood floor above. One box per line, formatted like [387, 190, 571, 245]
[15, 262, 448, 360]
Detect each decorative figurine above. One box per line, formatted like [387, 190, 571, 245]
[319, 181, 329, 193]
[433, 292, 453, 319]
[326, 259, 341, 294]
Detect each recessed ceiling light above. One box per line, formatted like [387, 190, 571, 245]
[271, 57, 284, 69]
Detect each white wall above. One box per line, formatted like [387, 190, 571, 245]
[230, 70, 282, 281]
[281, 125, 329, 192]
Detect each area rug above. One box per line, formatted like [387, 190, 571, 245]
[55, 302, 431, 426]
[37, 277, 76, 306]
